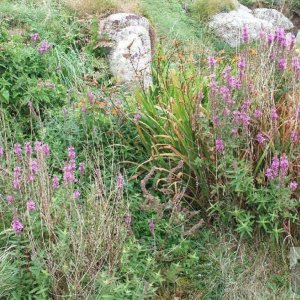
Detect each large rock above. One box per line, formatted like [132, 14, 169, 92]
[253, 8, 294, 30]
[99, 13, 152, 89]
[209, 5, 294, 47]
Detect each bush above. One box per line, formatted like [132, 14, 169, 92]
[134, 29, 300, 239]
[192, 0, 238, 20]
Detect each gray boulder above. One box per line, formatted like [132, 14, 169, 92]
[209, 5, 294, 47]
[99, 13, 152, 89]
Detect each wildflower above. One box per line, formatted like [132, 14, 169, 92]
[222, 66, 232, 82]
[68, 146, 76, 160]
[6, 195, 14, 205]
[208, 55, 217, 69]
[259, 29, 265, 41]
[253, 109, 262, 118]
[242, 99, 251, 111]
[242, 24, 250, 43]
[209, 73, 218, 94]
[291, 131, 299, 143]
[270, 107, 278, 120]
[215, 138, 225, 153]
[37, 40, 52, 53]
[13, 166, 21, 190]
[29, 160, 39, 175]
[220, 86, 231, 101]
[63, 162, 76, 184]
[11, 217, 24, 234]
[87, 92, 95, 104]
[267, 33, 274, 44]
[148, 219, 155, 234]
[42, 144, 50, 157]
[117, 173, 124, 189]
[14, 143, 22, 157]
[278, 58, 287, 71]
[280, 153, 289, 174]
[232, 128, 238, 136]
[288, 33, 296, 50]
[271, 156, 280, 176]
[34, 141, 42, 153]
[124, 215, 132, 226]
[24, 142, 32, 156]
[26, 200, 36, 212]
[256, 132, 266, 145]
[292, 57, 300, 71]
[78, 162, 85, 176]
[73, 190, 80, 199]
[52, 176, 60, 189]
[238, 56, 246, 71]
[265, 168, 274, 179]
[275, 27, 285, 43]
[31, 33, 39, 42]
[0, 146, 3, 157]
[290, 181, 298, 191]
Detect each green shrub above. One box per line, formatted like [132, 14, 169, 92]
[192, 0, 238, 20]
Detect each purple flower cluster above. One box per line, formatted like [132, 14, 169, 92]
[11, 217, 24, 234]
[215, 138, 225, 153]
[31, 33, 39, 42]
[37, 40, 52, 53]
[265, 154, 289, 180]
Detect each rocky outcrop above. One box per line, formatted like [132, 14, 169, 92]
[209, 4, 294, 47]
[99, 13, 152, 89]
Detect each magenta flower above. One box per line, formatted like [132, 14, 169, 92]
[14, 143, 22, 157]
[63, 162, 76, 184]
[34, 141, 42, 153]
[37, 40, 52, 53]
[24, 142, 32, 156]
[253, 109, 262, 118]
[124, 215, 132, 226]
[31, 33, 39, 42]
[117, 173, 124, 189]
[6, 195, 14, 205]
[267, 33, 274, 44]
[27, 200, 36, 212]
[279, 153, 289, 174]
[256, 133, 266, 145]
[87, 92, 95, 103]
[13, 166, 21, 190]
[291, 131, 299, 143]
[242, 24, 250, 43]
[133, 112, 142, 124]
[208, 56, 217, 69]
[73, 190, 80, 199]
[292, 57, 300, 71]
[290, 181, 298, 191]
[68, 146, 76, 160]
[78, 162, 85, 176]
[215, 138, 225, 153]
[278, 58, 287, 71]
[148, 219, 155, 234]
[11, 217, 24, 234]
[238, 56, 246, 71]
[29, 160, 39, 175]
[42, 144, 50, 157]
[0, 146, 3, 157]
[270, 107, 278, 120]
[265, 168, 274, 179]
[52, 176, 60, 189]
[271, 156, 280, 175]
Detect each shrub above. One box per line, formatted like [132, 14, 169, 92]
[192, 0, 239, 20]
[134, 28, 300, 239]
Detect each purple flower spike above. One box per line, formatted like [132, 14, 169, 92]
[27, 199, 36, 212]
[68, 146, 76, 160]
[215, 138, 225, 153]
[14, 143, 22, 157]
[37, 40, 52, 53]
[208, 56, 217, 69]
[117, 173, 124, 189]
[148, 219, 155, 234]
[0, 146, 3, 157]
[6, 195, 14, 205]
[11, 217, 24, 234]
[79, 162, 85, 176]
[290, 181, 298, 191]
[242, 24, 250, 43]
[52, 176, 60, 189]
[278, 58, 287, 71]
[73, 190, 80, 199]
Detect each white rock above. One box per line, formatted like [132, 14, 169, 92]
[209, 5, 294, 47]
[253, 8, 294, 30]
[209, 6, 272, 47]
[100, 13, 152, 89]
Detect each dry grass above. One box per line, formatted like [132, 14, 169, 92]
[63, 0, 141, 16]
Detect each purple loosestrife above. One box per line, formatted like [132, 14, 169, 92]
[73, 190, 80, 199]
[52, 176, 60, 189]
[278, 58, 287, 71]
[42, 144, 50, 157]
[87, 92, 95, 104]
[291, 131, 299, 143]
[6, 195, 14, 205]
[31, 33, 39, 42]
[79, 162, 85, 176]
[37, 40, 52, 53]
[256, 132, 267, 145]
[124, 215, 132, 226]
[133, 112, 142, 124]
[0, 146, 3, 157]
[290, 181, 298, 191]
[29, 160, 39, 175]
[13, 167, 21, 190]
[292, 57, 300, 72]
[117, 173, 124, 189]
[267, 32, 274, 44]
[253, 109, 262, 118]
[279, 153, 289, 175]
[34, 141, 42, 153]
[270, 107, 278, 120]
[208, 56, 217, 69]
[242, 24, 250, 43]
[27, 200, 36, 212]
[148, 219, 155, 234]
[24, 142, 32, 156]
[63, 162, 76, 184]
[11, 217, 24, 234]
[14, 143, 22, 157]
[68, 146, 76, 160]
[215, 138, 225, 153]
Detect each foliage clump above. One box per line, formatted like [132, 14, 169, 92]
[191, 0, 239, 20]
